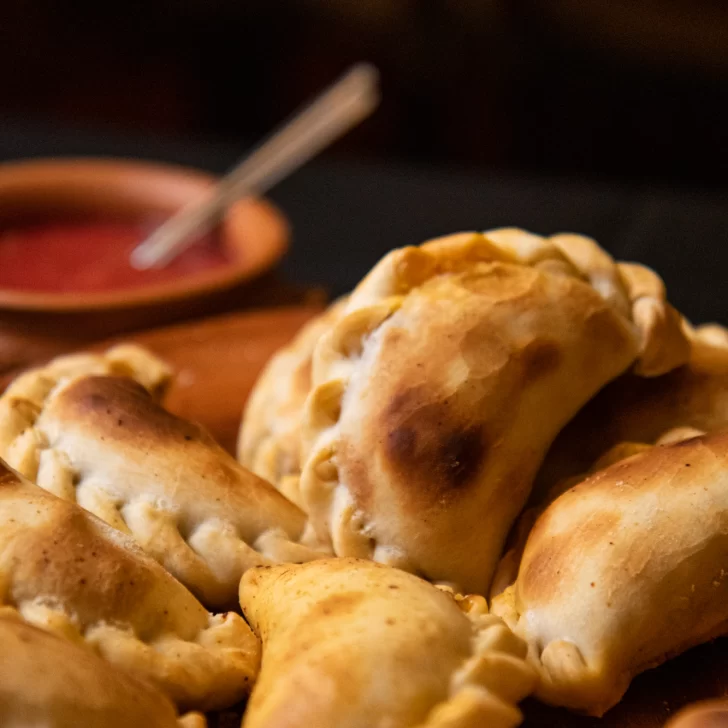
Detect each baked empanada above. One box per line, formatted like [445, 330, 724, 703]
[238, 297, 348, 506]
[0, 347, 318, 608]
[489, 426, 701, 598]
[239, 557, 536, 728]
[300, 230, 689, 593]
[534, 321, 728, 500]
[491, 431, 728, 716]
[0, 614, 205, 728]
[0, 459, 259, 711]
[665, 700, 728, 728]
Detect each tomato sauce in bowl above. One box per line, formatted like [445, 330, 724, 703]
[0, 220, 232, 294]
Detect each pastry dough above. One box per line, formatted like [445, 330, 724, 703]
[664, 700, 728, 728]
[239, 297, 348, 506]
[0, 459, 260, 711]
[300, 230, 689, 593]
[534, 321, 728, 500]
[489, 426, 701, 598]
[491, 431, 728, 716]
[0, 614, 205, 728]
[239, 557, 536, 728]
[0, 347, 318, 609]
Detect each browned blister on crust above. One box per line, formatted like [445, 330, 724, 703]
[0, 461, 259, 712]
[239, 557, 535, 728]
[492, 431, 728, 716]
[238, 297, 348, 507]
[0, 614, 206, 728]
[299, 230, 688, 594]
[0, 345, 324, 609]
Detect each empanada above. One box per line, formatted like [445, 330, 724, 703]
[491, 431, 728, 716]
[534, 321, 728, 500]
[0, 614, 205, 728]
[239, 557, 536, 728]
[300, 230, 689, 593]
[238, 297, 348, 506]
[489, 426, 701, 598]
[0, 346, 318, 608]
[0, 459, 260, 711]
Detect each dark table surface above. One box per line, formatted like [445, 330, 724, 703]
[1, 117, 726, 325]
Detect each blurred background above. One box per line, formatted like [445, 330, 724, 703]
[3, 0, 728, 187]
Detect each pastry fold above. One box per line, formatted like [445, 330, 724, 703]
[300, 230, 688, 593]
[491, 431, 728, 716]
[0, 459, 260, 711]
[534, 322, 728, 499]
[0, 614, 205, 728]
[238, 297, 348, 507]
[239, 557, 536, 728]
[0, 346, 317, 609]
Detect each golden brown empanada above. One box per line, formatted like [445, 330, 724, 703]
[0, 459, 259, 711]
[238, 297, 348, 506]
[534, 321, 728, 500]
[665, 700, 728, 728]
[300, 230, 688, 593]
[491, 431, 728, 716]
[0, 614, 205, 728]
[0, 347, 319, 609]
[489, 426, 701, 598]
[240, 557, 536, 728]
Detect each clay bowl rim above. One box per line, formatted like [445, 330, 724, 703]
[0, 157, 290, 312]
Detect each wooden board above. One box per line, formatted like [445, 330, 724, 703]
[4, 304, 727, 724]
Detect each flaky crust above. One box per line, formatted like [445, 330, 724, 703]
[0, 346, 318, 609]
[238, 297, 348, 506]
[534, 322, 728, 500]
[299, 230, 688, 594]
[0, 614, 205, 728]
[240, 558, 535, 728]
[491, 431, 728, 716]
[0, 461, 260, 712]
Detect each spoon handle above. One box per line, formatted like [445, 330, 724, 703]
[131, 63, 380, 270]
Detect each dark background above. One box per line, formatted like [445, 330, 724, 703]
[1, 0, 728, 323]
[4, 0, 728, 186]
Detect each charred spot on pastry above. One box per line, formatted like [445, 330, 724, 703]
[385, 408, 486, 495]
[387, 427, 417, 462]
[438, 425, 484, 489]
[52, 376, 210, 446]
[519, 339, 562, 382]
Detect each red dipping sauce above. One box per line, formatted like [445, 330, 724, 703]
[0, 220, 232, 293]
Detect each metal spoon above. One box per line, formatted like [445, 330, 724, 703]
[131, 62, 380, 270]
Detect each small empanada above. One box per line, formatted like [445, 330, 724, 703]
[534, 321, 728, 500]
[300, 230, 688, 593]
[239, 557, 536, 728]
[0, 346, 319, 608]
[491, 431, 728, 716]
[0, 459, 260, 712]
[0, 614, 205, 728]
[238, 297, 348, 506]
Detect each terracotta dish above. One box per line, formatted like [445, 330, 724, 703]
[0, 158, 289, 370]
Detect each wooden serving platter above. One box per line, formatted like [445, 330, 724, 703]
[4, 305, 727, 726]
